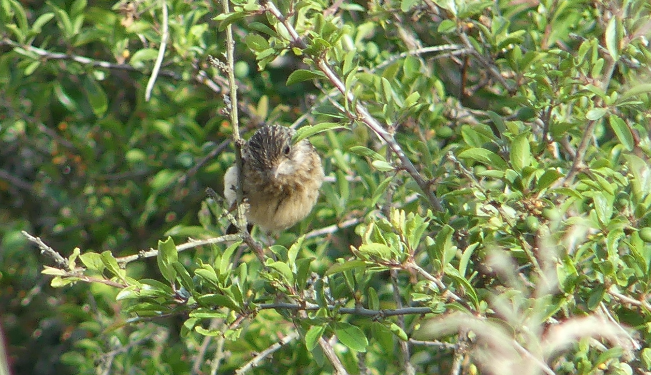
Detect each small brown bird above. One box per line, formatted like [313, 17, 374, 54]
[224, 125, 324, 232]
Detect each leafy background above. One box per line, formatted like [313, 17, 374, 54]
[2, 0, 651, 374]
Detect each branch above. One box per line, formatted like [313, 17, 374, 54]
[391, 270, 415, 375]
[319, 335, 349, 375]
[407, 262, 476, 313]
[457, 30, 515, 93]
[235, 331, 299, 374]
[22, 231, 70, 270]
[374, 44, 467, 71]
[145, 0, 169, 101]
[556, 119, 597, 186]
[408, 339, 457, 350]
[0, 39, 180, 78]
[257, 302, 433, 317]
[115, 235, 241, 264]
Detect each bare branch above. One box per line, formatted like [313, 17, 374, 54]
[235, 331, 299, 374]
[0, 39, 180, 78]
[22, 231, 70, 270]
[145, 0, 169, 101]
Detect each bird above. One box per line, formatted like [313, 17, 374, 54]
[223, 125, 324, 232]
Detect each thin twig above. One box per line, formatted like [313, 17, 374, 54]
[0, 39, 180, 78]
[511, 340, 556, 375]
[22, 231, 70, 270]
[391, 269, 415, 375]
[599, 301, 640, 350]
[116, 235, 241, 264]
[408, 262, 476, 313]
[408, 339, 457, 350]
[556, 119, 596, 187]
[304, 217, 361, 239]
[145, 0, 168, 101]
[374, 45, 467, 71]
[318, 336, 349, 375]
[458, 31, 514, 93]
[235, 331, 299, 374]
[210, 332, 227, 375]
[608, 286, 651, 310]
[177, 139, 230, 187]
[257, 302, 433, 317]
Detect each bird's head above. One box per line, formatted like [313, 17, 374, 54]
[247, 125, 312, 181]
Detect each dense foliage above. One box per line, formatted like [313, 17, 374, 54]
[2, 0, 651, 374]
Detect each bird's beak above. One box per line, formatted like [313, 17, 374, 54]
[273, 159, 293, 179]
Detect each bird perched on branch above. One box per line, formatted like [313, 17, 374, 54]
[224, 125, 324, 232]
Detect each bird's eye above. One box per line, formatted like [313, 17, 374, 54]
[283, 145, 291, 155]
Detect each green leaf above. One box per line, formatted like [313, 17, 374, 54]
[604, 17, 620, 60]
[215, 12, 248, 31]
[140, 279, 174, 294]
[79, 252, 105, 272]
[305, 325, 326, 351]
[195, 265, 219, 287]
[367, 287, 379, 310]
[157, 237, 178, 284]
[458, 148, 508, 170]
[248, 21, 278, 37]
[83, 76, 107, 117]
[487, 111, 506, 135]
[641, 348, 651, 370]
[31, 12, 55, 33]
[445, 265, 478, 307]
[287, 235, 304, 269]
[286, 69, 326, 86]
[172, 262, 194, 292]
[334, 322, 368, 352]
[609, 115, 634, 151]
[116, 285, 167, 300]
[348, 146, 385, 161]
[50, 3, 74, 38]
[245, 34, 269, 52]
[325, 260, 368, 276]
[371, 160, 395, 172]
[403, 92, 420, 108]
[293, 122, 346, 143]
[129, 48, 160, 65]
[537, 170, 562, 190]
[220, 241, 240, 275]
[460, 124, 497, 146]
[53, 82, 79, 112]
[197, 294, 239, 310]
[101, 251, 123, 279]
[358, 243, 392, 260]
[586, 108, 608, 120]
[371, 176, 394, 207]
[438, 19, 456, 33]
[458, 242, 479, 277]
[388, 322, 408, 341]
[150, 169, 182, 191]
[400, 0, 420, 12]
[621, 83, 651, 101]
[267, 261, 294, 284]
[510, 133, 531, 172]
[195, 326, 225, 336]
[593, 192, 613, 226]
[434, 225, 455, 266]
[42, 266, 67, 276]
